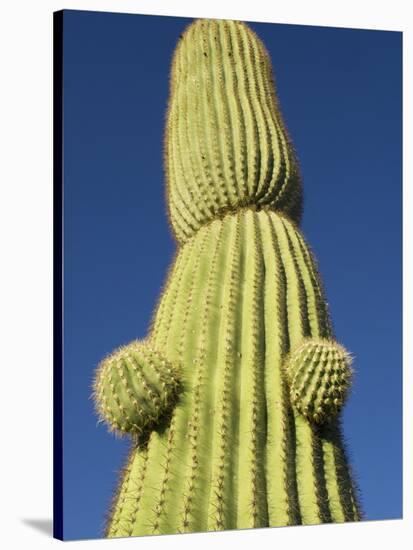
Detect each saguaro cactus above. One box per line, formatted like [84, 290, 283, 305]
[93, 18, 362, 537]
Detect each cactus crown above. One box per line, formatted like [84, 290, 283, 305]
[165, 19, 302, 243]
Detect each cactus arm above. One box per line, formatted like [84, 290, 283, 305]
[92, 341, 181, 439]
[284, 338, 353, 425]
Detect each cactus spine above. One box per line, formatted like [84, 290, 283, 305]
[93, 18, 361, 537]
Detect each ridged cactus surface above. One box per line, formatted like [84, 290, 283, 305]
[93, 18, 361, 537]
[166, 18, 302, 241]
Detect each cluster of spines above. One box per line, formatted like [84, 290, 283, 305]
[165, 19, 302, 243]
[92, 341, 181, 438]
[284, 338, 353, 424]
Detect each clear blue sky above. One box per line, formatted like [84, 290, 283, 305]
[62, 9, 402, 541]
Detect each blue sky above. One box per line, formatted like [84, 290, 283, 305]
[62, 9, 402, 540]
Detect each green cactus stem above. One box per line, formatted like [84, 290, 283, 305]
[93, 18, 362, 537]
